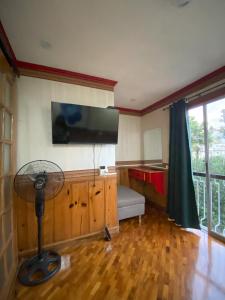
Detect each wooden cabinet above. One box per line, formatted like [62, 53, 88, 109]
[53, 183, 71, 242]
[89, 180, 105, 233]
[105, 178, 118, 228]
[16, 174, 118, 255]
[71, 182, 89, 237]
[17, 196, 54, 252]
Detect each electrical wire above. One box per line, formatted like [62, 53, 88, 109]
[97, 144, 102, 167]
[93, 144, 95, 186]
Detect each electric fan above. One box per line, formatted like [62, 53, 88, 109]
[14, 160, 64, 286]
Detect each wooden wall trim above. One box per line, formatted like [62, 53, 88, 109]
[141, 66, 225, 115]
[17, 61, 117, 91]
[18, 226, 119, 257]
[116, 107, 142, 116]
[188, 86, 225, 109]
[117, 66, 225, 116]
[116, 160, 162, 167]
[63, 167, 116, 181]
[0, 21, 117, 90]
[1, 20, 225, 113]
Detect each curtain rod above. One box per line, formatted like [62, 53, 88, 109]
[163, 81, 225, 111]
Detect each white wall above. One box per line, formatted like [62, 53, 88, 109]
[116, 110, 169, 163]
[141, 108, 169, 163]
[143, 128, 162, 161]
[116, 114, 142, 161]
[17, 76, 115, 171]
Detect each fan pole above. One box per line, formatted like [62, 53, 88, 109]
[35, 189, 45, 259]
[37, 215, 43, 258]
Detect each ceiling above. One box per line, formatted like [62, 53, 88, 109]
[1, 0, 225, 109]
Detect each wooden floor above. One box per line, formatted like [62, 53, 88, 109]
[15, 205, 225, 300]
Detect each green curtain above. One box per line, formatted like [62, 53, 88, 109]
[167, 99, 200, 229]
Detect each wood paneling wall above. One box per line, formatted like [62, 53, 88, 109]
[15, 171, 118, 256]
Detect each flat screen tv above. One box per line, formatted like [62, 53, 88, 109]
[51, 101, 119, 144]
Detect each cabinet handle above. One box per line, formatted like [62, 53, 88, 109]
[81, 203, 87, 207]
[75, 201, 78, 205]
[69, 203, 74, 208]
[95, 190, 101, 196]
[67, 190, 70, 195]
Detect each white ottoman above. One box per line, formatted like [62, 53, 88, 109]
[117, 185, 145, 223]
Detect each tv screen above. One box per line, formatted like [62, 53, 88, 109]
[51, 102, 119, 144]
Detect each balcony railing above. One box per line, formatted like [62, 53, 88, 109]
[193, 172, 225, 236]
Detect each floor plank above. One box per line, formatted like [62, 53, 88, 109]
[15, 205, 225, 300]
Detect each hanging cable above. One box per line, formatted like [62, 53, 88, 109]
[93, 144, 96, 187]
[97, 144, 102, 167]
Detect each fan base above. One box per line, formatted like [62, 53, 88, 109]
[18, 251, 61, 286]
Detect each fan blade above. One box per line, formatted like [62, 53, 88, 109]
[27, 174, 37, 182]
[24, 164, 36, 174]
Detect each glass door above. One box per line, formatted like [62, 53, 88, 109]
[189, 105, 208, 229]
[207, 98, 225, 239]
[0, 54, 17, 299]
[189, 97, 225, 241]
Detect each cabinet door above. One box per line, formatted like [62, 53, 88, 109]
[105, 178, 118, 228]
[89, 180, 105, 233]
[71, 182, 89, 237]
[53, 183, 71, 242]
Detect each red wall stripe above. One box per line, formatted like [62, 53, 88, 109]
[141, 66, 225, 114]
[116, 106, 141, 115]
[17, 60, 117, 87]
[1, 21, 225, 114]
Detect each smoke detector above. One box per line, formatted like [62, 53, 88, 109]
[177, 0, 191, 7]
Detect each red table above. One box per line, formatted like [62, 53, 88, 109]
[128, 168, 165, 196]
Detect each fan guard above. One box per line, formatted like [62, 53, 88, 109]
[14, 160, 64, 202]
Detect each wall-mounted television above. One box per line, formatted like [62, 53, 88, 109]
[51, 101, 119, 144]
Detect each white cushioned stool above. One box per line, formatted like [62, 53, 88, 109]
[117, 185, 145, 223]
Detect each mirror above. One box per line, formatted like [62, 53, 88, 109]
[143, 128, 162, 160]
